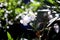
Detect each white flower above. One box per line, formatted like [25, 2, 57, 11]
[20, 20, 28, 26]
[5, 10, 12, 14]
[54, 23, 59, 33]
[22, 16, 31, 22]
[0, 4, 3, 7]
[55, 14, 59, 17]
[21, 6, 24, 9]
[29, 11, 33, 15]
[28, 11, 37, 21]
[30, 23, 33, 26]
[52, 6, 56, 8]
[4, 13, 8, 18]
[20, 16, 31, 26]
[20, 10, 37, 26]
[20, 20, 23, 24]
[17, 0, 22, 5]
[8, 21, 13, 25]
[17, 1, 20, 4]
[4, 9, 11, 14]
[20, 38, 28, 40]
[48, 11, 51, 15]
[30, 15, 36, 21]
[6, 10, 9, 13]
[7, 26, 9, 29]
[30, 0, 34, 2]
[0, 3, 3, 7]
[35, 12, 37, 15]
[4, 2, 8, 6]
[48, 15, 53, 19]
[15, 16, 19, 19]
[21, 15, 26, 19]
[15, 13, 22, 20]
[6, 18, 8, 23]
[23, 16, 31, 22]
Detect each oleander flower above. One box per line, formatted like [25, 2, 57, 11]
[0, 3, 3, 7]
[20, 15, 31, 26]
[20, 10, 37, 26]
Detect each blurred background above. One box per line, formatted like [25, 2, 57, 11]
[0, 0, 60, 40]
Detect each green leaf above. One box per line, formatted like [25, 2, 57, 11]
[0, 0, 5, 2]
[15, 8, 24, 14]
[30, 2, 40, 7]
[0, 9, 4, 16]
[0, 9, 4, 13]
[47, 0, 55, 4]
[29, 2, 42, 11]
[7, 32, 13, 40]
[12, 1, 17, 6]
